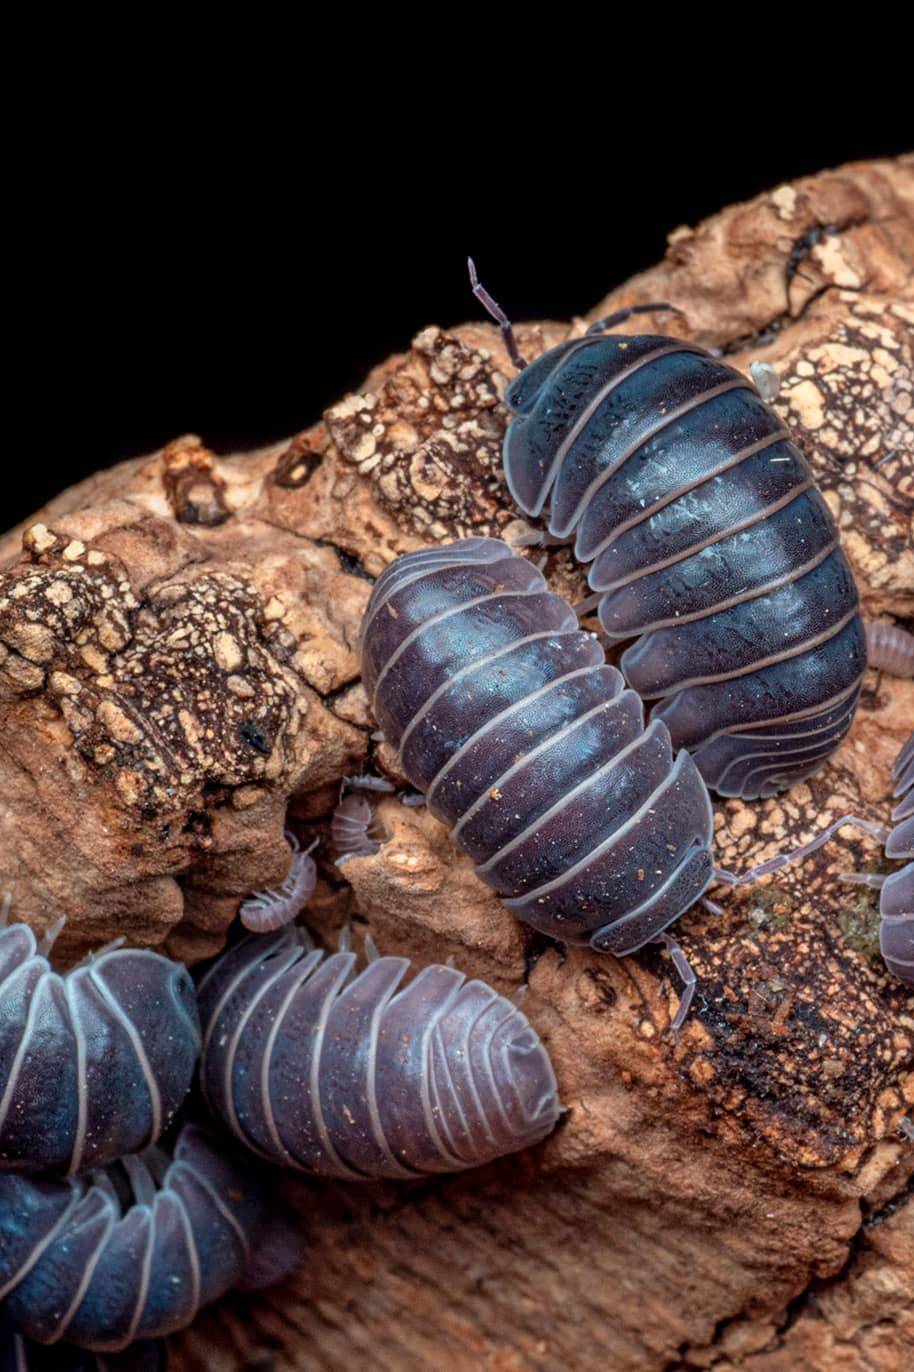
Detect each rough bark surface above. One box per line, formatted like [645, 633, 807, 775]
[1, 157, 912, 1370]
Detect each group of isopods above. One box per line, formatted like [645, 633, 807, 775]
[1, 270, 911, 1369]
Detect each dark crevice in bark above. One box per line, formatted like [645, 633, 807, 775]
[664, 1169, 914, 1370]
[719, 281, 866, 356]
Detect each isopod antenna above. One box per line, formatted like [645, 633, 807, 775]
[468, 257, 527, 371]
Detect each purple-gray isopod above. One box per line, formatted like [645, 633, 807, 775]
[865, 622, 914, 679]
[0, 1123, 297, 1352]
[0, 905, 201, 1175]
[360, 536, 713, 1022]
[331, 793, 381, 864]
[238, 833, 317, 933]
[195, 926, 560, 1178]
[470, 262, 867, 801]
[850, 732, 913, 983]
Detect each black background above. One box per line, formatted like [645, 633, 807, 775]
[10, 120, 910, 529]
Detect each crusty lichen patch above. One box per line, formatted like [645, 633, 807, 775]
[1, 526, 311, 813]
[0, 525, 137, 695]
[326, 325, 515, 540]
[669, 906, 914, 1167]
[770, 298, 913, 614]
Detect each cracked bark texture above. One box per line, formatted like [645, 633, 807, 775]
[1, 157, 912, 1369]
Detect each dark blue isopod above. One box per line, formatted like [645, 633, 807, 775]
[0, 905, 201, 1175]
[360, 536, 714, 1024]
[196, 925, 560, 1176]
[469, 263, 866, 800]
[0, 1124, 298, 1352]
[0, 1323, 165, 1370]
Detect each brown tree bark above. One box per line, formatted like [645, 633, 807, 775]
[1, 156, 912, 1370]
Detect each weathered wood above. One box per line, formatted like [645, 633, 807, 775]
[1, 156, 912, 1370]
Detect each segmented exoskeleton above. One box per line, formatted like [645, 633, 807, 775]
[331, 793, 381, 864]
[0, 1324, 165, 1370]
[469, 263, 866, 800]
[238, 833, 317, 933]
[0, 906, 201, 1175]
[857, 732, 913, 983]
[0, 1124, 296, 1352]
[865, 621, 914, 679]
[360, 537, 714, 1024]
[196, 926, 560, 1177]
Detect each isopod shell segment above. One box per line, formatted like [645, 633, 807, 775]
[501, 334, 866, 799]
[0, 1325, 166, 1370]
[196, 927, 560, 1178]
[882, 731, 914, 984]
[331, 793, 380, 864]
[0, 923, 201, 1175]
[0, 1125, 286, 1352]
[238, 834, 317, 933]
[359, 537, 714, 953]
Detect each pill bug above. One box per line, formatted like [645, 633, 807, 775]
[853, 732, 913, 983]
[238, 833, 317, 933]
[331, 791, 383, 864]
[0, 903, 201, 1175]
[0, 1323, 166, 1370]
[359, 537, 714, 1024]
[469, 262, 867, 800]
[0, 1123, 296, 1352]
[195, 925, 560, 1177]
[865, 621, 914, 679]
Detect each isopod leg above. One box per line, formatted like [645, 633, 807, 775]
[574, 593, 601, 618]
[38, 914, 67, 956]
[655, 932, 696, 1032]
[586, 301, 685, 334]
[713, 814, 889, 888]
[839, 872, 887, 890]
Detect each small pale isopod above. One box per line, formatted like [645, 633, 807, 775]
[238, 833, 317, 933]
[331, 793, 381, 864]
[196, 926, 560, 1177]
[0, 1124, 298, 1352]
[0, 904, 200, 1175]
[470, 262, 866, 800]
[865, 621, 914, 679]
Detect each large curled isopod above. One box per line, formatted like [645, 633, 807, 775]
[196, 926, 560, 1177]
[470, 262, 867, 800]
